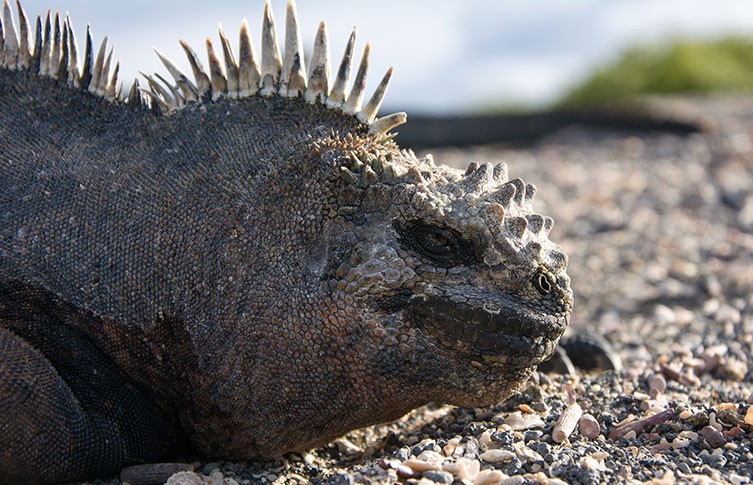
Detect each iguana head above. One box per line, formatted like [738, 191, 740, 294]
[318, 137, 572, 407]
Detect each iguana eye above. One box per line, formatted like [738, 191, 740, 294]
[395, 221, 475, 267]
[419, 231, 452, 254]
[533, 271, 553, 295]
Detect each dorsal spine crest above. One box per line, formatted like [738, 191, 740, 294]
[0, 0, 407, 135]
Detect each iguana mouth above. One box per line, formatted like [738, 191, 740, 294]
[406, 295, 566, 367]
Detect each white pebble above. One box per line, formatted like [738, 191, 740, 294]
[730, 472, 751, 485]
[165, 472, 203, 485]
[442, 458, 480, 481]
[479, 429, 495, 451]
[474, 469, 506, 485]
[504, 411, 545, 431]
[479, 449, 515, 463]
[580, 455, 604, 471]
[672, 436, 691, 449]
[404, 459, 441, 472]
[653, 304, 676, 324]
[417, 450, 444, 464]
[513, 442, 544, 463]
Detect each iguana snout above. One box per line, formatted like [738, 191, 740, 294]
[405, 288, 569, 367]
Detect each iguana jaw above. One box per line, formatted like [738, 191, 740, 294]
[405, 292, 568, 368]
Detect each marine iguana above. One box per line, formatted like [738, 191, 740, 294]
[0, 1, 572, 482]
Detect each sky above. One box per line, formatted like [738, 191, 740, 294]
[14, 1, 753, 114]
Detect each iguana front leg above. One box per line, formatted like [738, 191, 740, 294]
[0, 285, 187, 484]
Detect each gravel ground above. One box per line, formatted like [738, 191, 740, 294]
[96, 96, 753, 485]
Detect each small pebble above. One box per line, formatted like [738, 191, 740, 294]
[417, 450, 444, 464]
[701, 425, 727, 448]
[672, 436, 691, 449]
[513, 443, 544, 463]
[504, 411, 545, 431]
[745, 407, 753, 425]
[422, 470, 454, 484]
[478, 430, 494, 451]
[442, 458, 480, 481]
[474, 469, 506, 485]
[707, 453, 728, 469]
[580, 455, 605, 471]
[396, 464, 418, 479]
[479, 449, 515, 463]
[729, 473, 750, 485]
[405, 459, 442, 473]
[165, 471, 203, 485]
[579, 413, 601, 439]
[715, 402, 738, 412]
[499, 476, 525, 485]
[393, 447, 411, 461]
[335, 438, 362, 456]
[442, 443, 456, 457]
[452, 443, 466, 458]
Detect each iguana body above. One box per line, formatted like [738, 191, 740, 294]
[0, 1, 572, 483]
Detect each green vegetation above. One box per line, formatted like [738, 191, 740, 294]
[558, 36, 753, 107]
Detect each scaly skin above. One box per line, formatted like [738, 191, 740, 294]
[0, 2, 572, 483]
